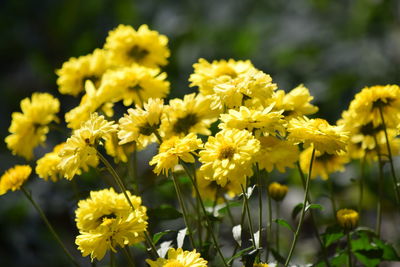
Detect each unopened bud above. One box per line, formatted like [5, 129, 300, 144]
[268, 182, 288, 202]
[336, 208, 359, 230]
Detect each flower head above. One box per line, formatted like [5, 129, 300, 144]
[149, 133, 203, 175]
[146, 248, 208, 267]
[0, 165, 31, 195]
[268, 182, 288, 202]
[59, 113, 117, 180]
[5, 93, 60, 160]
[104, 24, 169, 68]
[36, 143, 65, 182]
[118, 98, 164, 150]
[336, 209, 359, 230]
[199, 129, 260, 187]
[75, 188, 147, 261]
[56, 49, 109, 96]
[288, 117, 349, 154]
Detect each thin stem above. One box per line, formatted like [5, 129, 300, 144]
[328, 178, 337, 215]
[358, 156, 366, 217]
[122, 247, 136, 267]
[171, 172, 196, 249]
[276, 201, 280, 255]
[296, 162, 331, 267]
[154, 131, 163, 144]
[223, 195, 235, 226]
[373, 135, 383, 237]
[110, 251, 116, 267]
[192, 168, 203, 248]
[346, 231, 353, 267]
[231, 193, 248, 266]
[21, 186, 80, 267]
[378, 107, 400, 207]
[255, 163, 263, 258]
[181, 163, 229, 267]
[128, 142, 139, 195]
[97, 151, 159, 258]
[240, 184, 257, 250]
[285, 148, 315, 267]
[266, 181, 272, 262]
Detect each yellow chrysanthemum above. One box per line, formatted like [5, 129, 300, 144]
[287, 117, 349, 154]
[347, 85, 400, 128]
[75, 188, 147, 261]
[336, 208, 359, 230]
[0, 165, 31, 195]
[56, 49, 109, 96]
[160, 93, 219, 138]
[271, 84, 318, 119]
[104, 132, 134, 163]
[118, 98, 164, 150]
[199, 129, 260, 187]
[149, 133, 203, 175]
[59, 113, 117, 180]
[104, 24, 169, 68]
[36, 143, 65, 182]
[300, 147, 349, 180]
[219, 105, 286, 137]
[98, 64, 170, 107]
[5, 93, 60, 160]
[146, 248, 208, 267]
[189, 58, 255, 95]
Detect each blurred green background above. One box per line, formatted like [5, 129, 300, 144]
[1, 0, 400, 266]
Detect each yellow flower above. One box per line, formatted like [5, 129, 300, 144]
[104, 24, 169, 68]
[195, 169, 238, 202]
[268, 182, 288, 202]
[288, 117, 349, 154]
[199, 129, 260, 187]
[56, 49, 109, 96]
[347, 85, 400, 128]
[242, 263, 269, 267]
[146, 248, 208, 267]
[160, 93, 219, 138]
[219, 105, 286, 137]
[336, 209, 359, 230]
[255, 136, 299, 173]
[36, 143, 65, 182]
[300, 147, 349, 180]
[118, 98, 164, 150]
[189, 58, 255, 95]
[98, 63, 170, 107]
[0, 165, 31, 195]
[59, 113, 117, 180]
[5, 93, 60, 160]
[75, 188, 147, 261]
[104, 132, 134, 163]
[271, 84, 318, 119]
[149, 133, 203, 175]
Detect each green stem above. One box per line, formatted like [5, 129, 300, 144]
[358, 156, 366, 217]
[346, 231, 353, 267]
[171, 172, 196, 249]
[276, 201, 280, 255]
[97, 151, 159, 259]
[110, 251, 116, 267]
[255, 163, 263, 259]
[240, 183, 257, 251]
[128, 142, 139, 194]
[192, 168, 203, 248]
[378, 107, 400, 208]
[285, 148, 315, 267]
[223, 195, 235, 226]
[122, 247, 136, 267]
[328, 178, 337, 215]
[373, 135, 383, 238]
[266, 181, 272, 262]
[230, 194, 248, 266]
[296, 162, 331, 267]
[181, 163, 228, 267]
[21, 187, 80, 267]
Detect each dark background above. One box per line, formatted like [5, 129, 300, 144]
[1, 0, 400, 266]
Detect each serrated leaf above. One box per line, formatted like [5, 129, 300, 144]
[322, 225, 344, 247]
[232, 224, 242, 246]
[157, 241, 173, 258]
[153, 230, 174, 244]
[177, 228, 187, 248]
[275, 218, 294, 232]
[291, 203, 303, 220]
[148, 205, 182, 220]
[305, 203, 324, 212]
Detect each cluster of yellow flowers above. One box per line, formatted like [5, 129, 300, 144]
[1, 23, 400, 266]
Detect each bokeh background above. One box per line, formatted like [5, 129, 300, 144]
[1, 0, 400, 266]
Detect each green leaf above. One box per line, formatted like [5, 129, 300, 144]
[372, 236, 400, 261]
[148, 205, 182, 220]
[226, 247, 253, 264]
[291, 203, 303, 220]
[274, 218, 294, 232]
[153, 230, 175, 244]
[305, 203, 324, 212]
[354, 250, 382, 267]
[330, 251, 348, 266]
[322, 225, 344, 247]
[218, 201, 241, 215]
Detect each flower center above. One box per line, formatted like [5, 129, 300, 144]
[164, 261, 185, 267]
[173, 113, 199, 134]
[139, 123, 158, 136]
[128, 45, 149, 61]
[218, 145, 236, 160]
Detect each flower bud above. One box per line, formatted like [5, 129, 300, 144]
[336, 208, 359, 230]
[268, 182, 288, 201]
